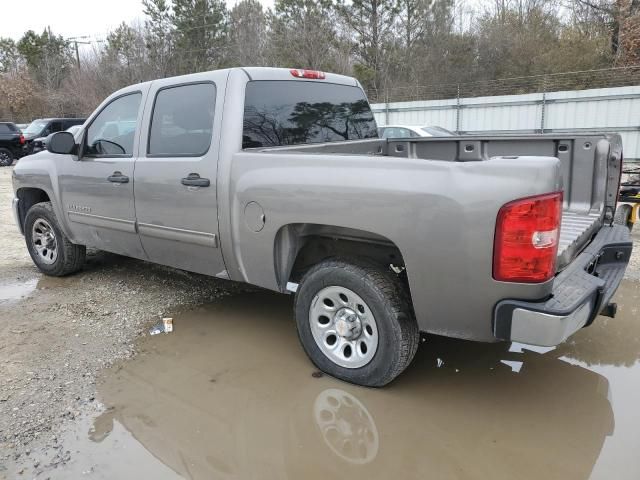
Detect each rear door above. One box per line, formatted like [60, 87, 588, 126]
[133, 72, 227, 276]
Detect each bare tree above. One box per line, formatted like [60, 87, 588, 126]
[228, 0, 269, 66]
[269, 0, 342, 71]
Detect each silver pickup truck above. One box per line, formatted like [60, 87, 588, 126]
[11, 67, 632, 386]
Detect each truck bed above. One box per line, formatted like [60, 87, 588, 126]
[258, 133, 622, 270]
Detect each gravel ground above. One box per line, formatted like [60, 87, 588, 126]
[0, 163, 639, 477]
[0, 167, 246, 475]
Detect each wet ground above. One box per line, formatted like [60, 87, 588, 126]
[7, 280, 638, 480]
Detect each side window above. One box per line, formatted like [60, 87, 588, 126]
[0, 124, 11, 133]
[49, 121, 63, 133]
[86, 93, 141, 156]
[148, 83, 216, 156]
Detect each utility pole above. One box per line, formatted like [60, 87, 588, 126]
[67, 36, 91, 70]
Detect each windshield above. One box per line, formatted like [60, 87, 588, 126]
[243, 81, 378, 148]
[420, 126, 455, 136]
[24, 121, 48, 135]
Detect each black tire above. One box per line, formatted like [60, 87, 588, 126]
[614, 204, 633, 231]
[0, 148, 13, 167]
[294, 259, 419, 387]
[24, 202, 86, 276]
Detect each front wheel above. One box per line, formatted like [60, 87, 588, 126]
[24, 202, 86, 276]
[294, 259, 419, 387]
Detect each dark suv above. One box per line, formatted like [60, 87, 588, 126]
[0, 122, 26, 166]
[22, 118, 85, 154]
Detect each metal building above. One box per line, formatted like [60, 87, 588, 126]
[371, 85, 640, 161]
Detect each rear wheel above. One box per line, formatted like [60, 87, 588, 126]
[24, 202, 86, 276]
[0, 148, 13, 167]
[294, 259, 419, 387]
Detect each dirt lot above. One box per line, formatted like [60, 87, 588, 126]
[0, 167, 245, 475]
[1, 165, 640, 479]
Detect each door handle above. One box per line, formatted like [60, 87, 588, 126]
[181, 173, 210, 187]
[108, 171, 129, 183]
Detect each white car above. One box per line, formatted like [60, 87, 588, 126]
[378, 125, 455, 138]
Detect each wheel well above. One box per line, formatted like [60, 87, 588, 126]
[274, 223, 406, 288]
[17, 188, 50, 231]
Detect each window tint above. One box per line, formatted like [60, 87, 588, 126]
[47, 121, 63, 135]
[0, 123, 16, 134]
[148, 83, 216, 156]
[86, 93, 141, 156]
[63, 119, 84, 129]
[243, 81, 378, 148]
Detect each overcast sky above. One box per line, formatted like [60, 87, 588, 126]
[3, 0, 275, 42]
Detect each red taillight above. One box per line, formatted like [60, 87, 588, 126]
[290, 69, 325, 79]
[19, 134, 25, 145]
[493, 192, 563, 283]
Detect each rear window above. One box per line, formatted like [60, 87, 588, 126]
[0, 123, 17, 133]
[242, 81, 378, 149]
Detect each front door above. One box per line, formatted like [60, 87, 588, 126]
[133, 73, 226, 276]
[58, 88, 147, 259]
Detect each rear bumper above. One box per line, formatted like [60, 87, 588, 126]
[493, 225, 632, 346]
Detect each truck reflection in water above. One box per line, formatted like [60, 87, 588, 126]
[72, 288, 627, 480]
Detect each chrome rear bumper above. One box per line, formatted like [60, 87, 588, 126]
[494, 225, 632, 347]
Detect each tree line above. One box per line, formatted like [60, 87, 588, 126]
[0, 0, 638, 122]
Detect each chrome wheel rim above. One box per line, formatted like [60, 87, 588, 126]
[309, 286, 378, 369]
[31, 218, 58, 264]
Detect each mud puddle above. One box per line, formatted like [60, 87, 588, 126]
[0, 274, 79, 304]
[0, 277, 38, 303]
[15, 280, 640, 480]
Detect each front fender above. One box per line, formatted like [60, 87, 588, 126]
[12, 153, 77, 243]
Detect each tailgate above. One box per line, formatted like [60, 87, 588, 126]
[417, 133, 624, 270]
[554, 134, 623, 270]
[557, 211, 602, 270]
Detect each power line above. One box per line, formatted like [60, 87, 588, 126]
[66, 36, 92, 69]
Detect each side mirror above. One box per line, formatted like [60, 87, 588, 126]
[47, 131, 76, 155]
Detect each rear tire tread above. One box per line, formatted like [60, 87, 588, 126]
[295, 258, 419, 387]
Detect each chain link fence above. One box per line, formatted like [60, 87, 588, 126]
[368, 65, 640, 104]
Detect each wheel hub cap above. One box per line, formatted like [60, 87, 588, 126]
[334, 308, 362, 340]
[309, 286, 379, 369]
[31, 218, 58, 265]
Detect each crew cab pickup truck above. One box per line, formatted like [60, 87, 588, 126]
[11, 67, 632, 386]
